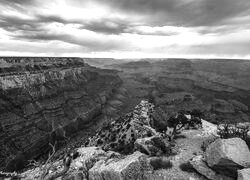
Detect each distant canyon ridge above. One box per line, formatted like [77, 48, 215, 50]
[105, 58, 250, 124]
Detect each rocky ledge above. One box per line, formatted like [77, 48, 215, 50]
[0, 57, 122, 171]
[18, 99, 250, 180]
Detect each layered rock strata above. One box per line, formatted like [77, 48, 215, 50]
[0, 57, 122, 171]
[85, 100, 157, 153]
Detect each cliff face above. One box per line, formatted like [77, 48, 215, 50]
[0, 57, 122, 171]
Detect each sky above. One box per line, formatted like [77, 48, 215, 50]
[0, 0, 250, 59]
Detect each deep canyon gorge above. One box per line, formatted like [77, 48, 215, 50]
[0, 57, 123, 171]
[1, 57, 250, 179]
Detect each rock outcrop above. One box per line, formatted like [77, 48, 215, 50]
[134, 136, 169, 156]
[190, 155, 233, 180]
[21, 147, 153, 180]
[205, 138, 250, 178]
[238, 168, 250, 180]
[0, 57, 122, 171]
[89, 151, 152, 180]
[86, 100, 157, 154]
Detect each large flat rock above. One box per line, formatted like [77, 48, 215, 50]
[238, 168, 250, 180]
[205, 138, 250, 178]
[89, 151, 152, 180]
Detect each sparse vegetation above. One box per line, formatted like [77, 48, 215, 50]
[179, 162, 195, 172]
[217, 123, 250, 148]
[151, 107, 203, 141]
[166, 110, 202, 140]
[151, 107, 168, 132]
[149, 157, 173, 170]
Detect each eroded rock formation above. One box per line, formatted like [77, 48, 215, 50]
[0, 57, 122, 171]
[205, 138, 250, 178]
[85, 100, 157, 154]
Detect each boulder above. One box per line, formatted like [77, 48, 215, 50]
[190, 155, 233, 180]
[238, 168, 250, 180]
[134, 136, 170, 156]
[205, 138, 250, 178]
[73, 147, 110, 170]
[89, 151, 153, 180]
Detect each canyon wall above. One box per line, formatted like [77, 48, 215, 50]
[0, 57, 122, 171]
[108, 59, 250, 123]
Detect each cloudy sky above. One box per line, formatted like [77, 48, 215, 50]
[0, 0, 250, 58]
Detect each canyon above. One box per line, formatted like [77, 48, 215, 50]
[0, 57, 123, 171]
[0, 57, 250, 179]
[108, 59, 250, 124]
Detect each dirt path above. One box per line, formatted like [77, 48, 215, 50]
[151, 122, 217, 180]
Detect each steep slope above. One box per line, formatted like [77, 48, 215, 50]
[85, 100, 156, 154]
[0, 57, 122, 171]
[20, 100, 217, 180]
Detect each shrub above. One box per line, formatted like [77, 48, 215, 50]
[151, 107, 168, 132]
[166, 111, 202, 141]
[190, 109, 204, 119]
[149, 157, 173, 170]
[217, 123, 250, 149]
[179, 162, 195, 172]
[151, 136, 169, 154]
[218, 124, 249, 139]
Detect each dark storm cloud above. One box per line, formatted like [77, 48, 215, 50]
[2, 0, 250, 36]
[15, 32, 65, 41]
[14, 31, 126, 51]
[36, 15, 70, 24]
[0, 14, 79, 33]
[0, 0, 38, 11]
[95, 0, 250, 27]
[80, 19, 178, 36]
[81, 19, 129, 35]
[1, 0, 250, 57]
[0, 15, 40, 32]
[0, 11, 127, 51]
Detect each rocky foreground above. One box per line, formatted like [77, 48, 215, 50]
[17, 100, 250, 180]
[0, 57, 123, 171]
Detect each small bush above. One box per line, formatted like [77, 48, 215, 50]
[217, 123, 250, 149]
[218, 123, 249, 139]
[149, 157, 173, 170]
[151, 107, 168, 132]
[179, 162, 195, 172]
[151, 136, 169, 154]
